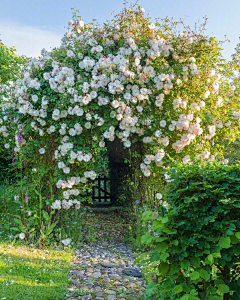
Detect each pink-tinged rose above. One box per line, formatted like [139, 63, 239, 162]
[25, 194, 28, 203]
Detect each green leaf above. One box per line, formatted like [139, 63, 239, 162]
[142, 211, 152, 221]
[218, 237, 231, 249]
[156, 242, 169, 253]
[181, 260, 190, 269]
[200, 269, 210, 281]
[206, 254, 214, 265]
[160, 252, 169, 261]
[218, 284, 229, 293]
[174, 285, 183, 294]
[152, 220, 164, 229]
[42, 210, 50, 221]
[141, 234, 152, 244]
[14, 218, 22, 225]
[46, 221, 58, 236]
[162, 228, 177, 234]
[162, 217, 168, 223]
[190, 271, 200, 280]
[190, 257, 200, 267]
[230, 235, 239, 244]
[158, 262, 169, 275]
[212, 253, 221, 258]
[149, 254, 160, 263]
[233, 247, 240, 255]
[155, 237, 167, 243]
[235, 232, 240, 239]
[172, 240, 179, 246]
[180, 295, 190, 300]
[10, 227, 20, 232]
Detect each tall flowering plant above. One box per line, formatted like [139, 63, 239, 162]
[0, 5, 239, 217]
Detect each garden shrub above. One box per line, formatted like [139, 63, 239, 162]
[140, 162, 240, 300]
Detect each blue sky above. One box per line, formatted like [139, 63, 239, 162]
[0, 0, 239, 59]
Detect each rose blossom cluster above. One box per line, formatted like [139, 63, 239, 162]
[0, 7, 238, 209]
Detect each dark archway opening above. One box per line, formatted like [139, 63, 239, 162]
[92, 137, 145, 207]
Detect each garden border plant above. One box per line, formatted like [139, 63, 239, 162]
[140, 162, 240, 300]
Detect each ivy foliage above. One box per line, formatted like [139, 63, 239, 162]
[140, 162, 240, 300]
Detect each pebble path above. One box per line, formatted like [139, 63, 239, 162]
[66, 210, 147, 300]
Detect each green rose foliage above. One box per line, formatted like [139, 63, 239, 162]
[0, 42, 26, 177]
[140, 162, 240, 300]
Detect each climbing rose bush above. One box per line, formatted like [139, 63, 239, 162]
[0, 6, 239, 211]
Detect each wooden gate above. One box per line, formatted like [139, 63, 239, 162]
[92, 176, 112, 205]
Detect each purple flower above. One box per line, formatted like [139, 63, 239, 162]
[18, 133, 23, 144]
[25, 194, 28, 203]
[12, 152, 16, 164]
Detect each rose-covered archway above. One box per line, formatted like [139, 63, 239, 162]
[0, 5, 239, 221]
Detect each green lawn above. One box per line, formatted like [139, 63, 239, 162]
[0, 243, 73, 300]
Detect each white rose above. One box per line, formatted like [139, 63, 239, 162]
[79, 20, 84, 28]
[160, 120, 167, 127]
[78, 52, 83, 59]
[148, 23, 155, 30]
[63, 167, 70, 174]
[19, 233, 25, 240]
[124, 140, 131, 148]
[39, 148, 45, 154]
[85, 122, 91, 129]
[199, 101, 205, 108]
[143, 169, 151, 176]
[96, 45, 103, 53]
[32, 95, 38, 102]
[99, 141, 105, 147]
[69, 128, 76, 136]
[189, 57, 196, 62]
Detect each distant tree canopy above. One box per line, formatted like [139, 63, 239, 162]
[0, 41, 26, 85]
[220, 39, 240, 164]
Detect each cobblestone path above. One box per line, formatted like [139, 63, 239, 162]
[67, 210, 146, 300]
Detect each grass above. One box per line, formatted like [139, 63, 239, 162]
[0, 243, 73, 300]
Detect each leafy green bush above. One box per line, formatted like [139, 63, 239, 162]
[140, 162, 240, 300]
